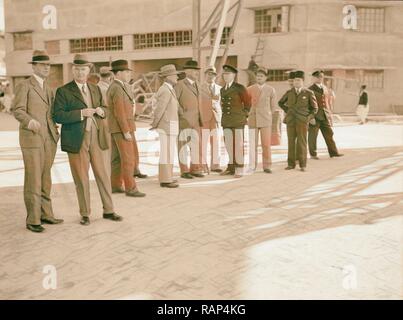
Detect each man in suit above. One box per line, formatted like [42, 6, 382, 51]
[220, 64, 251, 178]
[247, 67, 277, 173]
[106, 60, 146, 197]
[200, 66, 222, 173]
[150, 64, 181, 188]
[308, 70, 343, 159]
[175, 60, 204, 179]
[278, 70, 318, 172]
[53, 54, 122, 225]
[11, 50, 63, 233]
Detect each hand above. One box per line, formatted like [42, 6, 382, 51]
[95, 107, 104, 117]
[123, 132, 133, 141]
[27, 119, 41, 133]
[309, 118, 316, 126]
[81, 108, 96, 117]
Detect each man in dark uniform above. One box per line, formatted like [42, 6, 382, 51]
[278, 70, 318, 172]
[308, 70, 343, 159]
[220, 64, 251, 178]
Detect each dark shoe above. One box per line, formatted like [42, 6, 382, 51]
[134, 172, 148, 179]
[26, 224, 45, 233]
[220, 169, 235, 176]
[41, 217, 64, 225]
[211, 168, 223, 173]
[285, 166, 295, 170]
[181, 172, 194, 179]
[160, 182, 179, 188]
[190, 172, 204, 178]
[300, 167, 306, 172]
[80, 217, 90, 226]
[112, 187, 125, 194]
[311, 155, 320, 160]
[330, 153, 344, 158]
[103, 212, 123, 222]
[264, 169, 272, 174]
[126, 189, 146, 197]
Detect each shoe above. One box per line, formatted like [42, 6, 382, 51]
[264, 169, 272, 174]
[41, 217, 64, 224]
[126, 189, 146, 197]
[181, 172, 194, 179]
[112, 187, 125, 194]
[103, 212, 123, 222]
[234, 174, 243, 178]
[330, 153, 344, 158]
[160, 182, 179, 188]
[311, 156, 320, 160]
[211, 168, 223, 173]
[80, 217, 90, 226]
[134, 172, 148, 179]
[26, 224, 45, 233]
[300, 167, 306, 172]
[190, 172, 204, 178]
[220, 169, 235, 176]
[285, 166, 295, 170]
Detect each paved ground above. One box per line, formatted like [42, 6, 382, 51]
[0, 112, 402, 299]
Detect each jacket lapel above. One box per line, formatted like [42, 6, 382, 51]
[184, 78, 198, 96]
[114, 80, 134, 103]
[68, 81, 88, 107]
[30, 76, 49, 105]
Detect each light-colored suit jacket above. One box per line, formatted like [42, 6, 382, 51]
[174, 78, 202, 129]
[247, 83, 277, 128]
[151, 82, 179, 136]
[11, 76, 59, 148]
[200, 82, 222, 125]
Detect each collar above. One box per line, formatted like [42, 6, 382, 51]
[115, 79, 125, 86]
[164, 81, 174, 90]
[75, 80, 88, 90]
[257, 83, 266, 90]
[33, 74, 45, 89]
[186, 78, 195, 85]
[225, 81, 233, 89]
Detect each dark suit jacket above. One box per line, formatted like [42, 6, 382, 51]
[220, 82, 251, 128]
[106, 80, 136, 134]
[309, 84, 332, 125]
[278, 87, 318, 124]
[53, 81, 109, 153]
[12, 76, 59, 148]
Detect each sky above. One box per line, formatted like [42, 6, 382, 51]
[0, 0, 4, 31]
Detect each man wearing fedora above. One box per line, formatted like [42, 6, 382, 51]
[53, 54, 122, 225]
[106, 60, 146, 197]
[150, 64, 181, 188]
[220, 64, 251, 178]
[98, 66, 114, 106]
[308, 70, 343, 160]
[11, 50, 63, 233]
[200, 66, 222, 173]
[247, 67, 277, 174]
[278, 70, 318, 172]
[174, 60, 204, 179]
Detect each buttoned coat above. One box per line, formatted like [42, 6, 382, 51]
[278, 87, 318, 124]
[174, 78, 202, 129]
[220, 82, 251, 128]
[247, 83, 277, 128]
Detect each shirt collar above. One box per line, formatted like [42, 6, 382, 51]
[33, 74, 45, 89]
[75, 80, 87, 90]
[225, 81, 233, 89]
[186, 78, 195, 85]
[115, 79, 125, 86]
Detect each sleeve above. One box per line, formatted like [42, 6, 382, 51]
[53, 87, 82, 124]
[174, 83, 185, 114]
[309, 91, 319, 115]
[11, 82, 32, 128]
[110, 86, 130, 133]
[240, 85, 251, 111]
[270, 87, 278, 113]
[151, 87, 171, 128]
[278, 91, 289, 113]
[95, 86, 106, 119]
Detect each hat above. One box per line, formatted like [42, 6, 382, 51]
[294, 70, 305, 79]
[100, 66, 112, 76]
[256, 67, 268, 76]
[183, 60, 200, 70]
[288, 71, 296, 80]
[28, 50, 50, 64]
[111, 60, 132, 72]
[222, 64, 238, 74]
[159, 64, 181, 77]
[312, 70, 324, 77]
[205, 66, 217, 75]
[72, 54, 92, 67]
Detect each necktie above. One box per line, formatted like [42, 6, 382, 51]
[81, 84, 93, 131]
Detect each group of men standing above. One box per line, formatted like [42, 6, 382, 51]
[11, 50, 344, 233]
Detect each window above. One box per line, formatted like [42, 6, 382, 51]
[267, 69, 291, 82]
[45, 40, 60, 55]
[255, 7, 284, 34]
[210, 27, 234, 45]
[70, 36, 123, 53]
[345, 70, 384, 89]
[13, 32, 33, 50]
[357, 7, 385, 33]
[133, 30, 192, 50]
